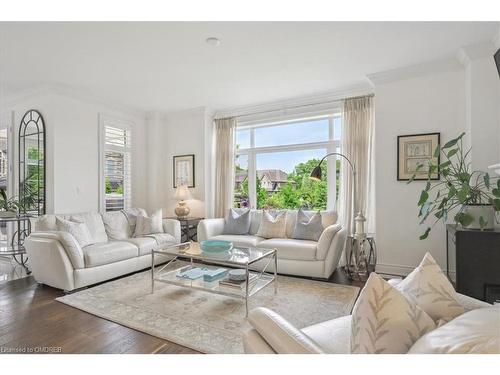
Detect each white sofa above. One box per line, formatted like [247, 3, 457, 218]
[243, 280, 495, 354]
[197, 209, 346, 279]
[25, 209, 181, 292]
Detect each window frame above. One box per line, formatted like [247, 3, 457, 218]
[98, 114, 133, 212]
[235, 112, 342, 210]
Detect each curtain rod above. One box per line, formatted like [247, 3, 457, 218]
[214, 93, 374, 121]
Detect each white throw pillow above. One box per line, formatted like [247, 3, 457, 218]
[395, 252, 465, 323]
[56, 217, 94, 248]
[408, 306, 500, 354]
[256, 210, 287, 239]
[134, 209, 163, 237]
[351, 272, 436, 354]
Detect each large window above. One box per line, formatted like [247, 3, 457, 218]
[99, 116, 132, 212]
[234, 114, 342, 210]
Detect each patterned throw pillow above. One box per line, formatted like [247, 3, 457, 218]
[224, 208, 251, 235]
[291, 208, 324, 241]
[351, 272, 436, 354]
[56, 217, 94, 248]
[395, 252, 465, 323]
[134, 209, 164, 237]
[256, 210, 287, 239]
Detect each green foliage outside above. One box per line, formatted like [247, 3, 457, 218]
[234, 158, 341, 210]
[105, 177, 124, 195]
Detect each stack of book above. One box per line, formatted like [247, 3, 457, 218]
[219, 274, 258, 289]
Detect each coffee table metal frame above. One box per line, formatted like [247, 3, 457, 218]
[151, 242, 278, 317]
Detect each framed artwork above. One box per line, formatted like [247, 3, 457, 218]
[173, 154, 195, 188]
[397, 133, 440, 181]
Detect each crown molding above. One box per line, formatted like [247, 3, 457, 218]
[214, 83, 373, 120]
[366, 57, 462, 86]
[457, 42, 497, 67]
[1, 83, 146, 119]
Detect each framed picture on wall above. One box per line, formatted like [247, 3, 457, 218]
[173, 154, 195, 188]
[397, 133, 440, 181]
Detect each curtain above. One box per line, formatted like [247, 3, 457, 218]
[214, 117, 237, 218]
[339, 95, 375, 236]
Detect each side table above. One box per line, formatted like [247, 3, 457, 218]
[344, 234, 377, 281]
[165, 216, 204, 242]
[0, 214, 34, 274]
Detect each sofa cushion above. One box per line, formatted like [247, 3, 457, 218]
[61, 212, 108, 244]
[134, 209, 163, 237]
[292, 208, 323, 241]
[34, 214, 57, 231]
[256, 210, 287, 239]
[122, 207, 148, 233]
[102, 211, 132, 240]
[350, 272, 436, 354]
[301, 315, 351, 354]
[408, 306, 500, 354]
[285, 210, 338, 238]
[82, 241, 139, 268]
[258, 238, 317, 261]
[123, 237, 158, 256]
[395, 252, 465, 323]
[146, 233, 177, 246]
[224, 208, 251, 235]
[56, 217, 95, 248]
[210, 234, 264, 248]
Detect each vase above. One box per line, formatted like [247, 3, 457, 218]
[0, 210, 17, 218]
[462, 204, 495, 230]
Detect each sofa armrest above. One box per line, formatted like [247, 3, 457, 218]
[243, 329, 277, 354]
[247, 307, 324, 354]
[316, 224, 343, 260]
[28, 231, 84, 269]
[197, 218, 225, 241]
[162, 219, 181, 243]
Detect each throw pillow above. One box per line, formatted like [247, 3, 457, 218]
[351, 272, 436, 354]
[134, 209, 163, 237]
[56, 217, 94, 248]
[256, 210, 287, 239]
[224, 208, 251, 235]
[395, 252, 465, 323]
[292, 208, 323, 241]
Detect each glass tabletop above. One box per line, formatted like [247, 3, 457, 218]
[153, 242, 275, 266]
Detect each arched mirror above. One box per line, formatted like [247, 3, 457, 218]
[18, 110, 46, 215]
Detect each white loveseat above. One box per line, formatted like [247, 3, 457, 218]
[243, 280, 495, 354]
[197, 209, 346, 279]
[25, 209, 181, 292]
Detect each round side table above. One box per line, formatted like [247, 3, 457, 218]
[344, 234, 377, 281]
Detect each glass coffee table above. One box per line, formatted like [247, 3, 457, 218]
[151, 242, 277, 316]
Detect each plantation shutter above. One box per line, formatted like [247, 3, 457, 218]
[104, 125, 132, 211]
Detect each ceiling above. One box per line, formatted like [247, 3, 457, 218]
[0, 22, 498, 113]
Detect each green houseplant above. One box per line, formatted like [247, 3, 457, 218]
[0, 187, 37, 217]
[408, 132, 500, 239]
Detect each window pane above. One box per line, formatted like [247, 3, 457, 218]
[254, 148, 328, 210]
[254, 118, 329, 148]
[105, 151, 125, 211]
[333, 115, 342, 141]
[236, 129, 250, 150]
[234, 154, 249, 208]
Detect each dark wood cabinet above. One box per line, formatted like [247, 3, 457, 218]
[446, 224, 500, 304]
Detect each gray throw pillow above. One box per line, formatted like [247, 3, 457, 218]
[224, 208, 251, 235]
[292, 208, 323, 241]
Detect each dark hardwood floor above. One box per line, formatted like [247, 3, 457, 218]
[0, 268, 361, 354]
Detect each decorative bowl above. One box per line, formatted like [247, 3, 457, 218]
[228, 269, 246, 281]
[200, 240, 233, 253]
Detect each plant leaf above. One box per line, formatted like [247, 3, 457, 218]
[457, 186, 470, 203]
[491, 198, 500, 211]
[458, 172, 470, 183]
[447, 148, 458, 158]
[420, 227, 431, 240]
[492, 188, 500, 198]
[433, 145, 441, 158]
[484, 173, 490, 190]
[442, 132, 465, 149]
[418, 190, 429, 206]
[455, 212, 474, 227]
[425, 181, 431, 191]
[439, 161, 451, 169]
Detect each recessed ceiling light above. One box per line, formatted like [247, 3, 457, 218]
[206, 37, 220, 46]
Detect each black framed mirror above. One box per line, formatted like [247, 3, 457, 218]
[18, 109, 46, 215]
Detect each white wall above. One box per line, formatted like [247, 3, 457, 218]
[1, 90, 147, 214]
[146, 107, 209, 218]
[374, 69, 466, 274]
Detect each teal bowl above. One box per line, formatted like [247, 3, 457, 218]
[200, 240, 233, 253]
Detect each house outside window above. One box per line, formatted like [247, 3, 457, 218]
[99, 115, 132, 212]
[234, 112, 342, 210]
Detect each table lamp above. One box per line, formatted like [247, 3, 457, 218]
[174, 184, 192, 218]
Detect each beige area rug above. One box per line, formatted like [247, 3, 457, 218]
[57, 267, 359, 354]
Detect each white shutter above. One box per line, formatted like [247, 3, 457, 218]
[102, 121, 132, 211]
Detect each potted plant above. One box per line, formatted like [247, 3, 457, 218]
[0, 187, 37, 218]
[408, 132, 500, 239]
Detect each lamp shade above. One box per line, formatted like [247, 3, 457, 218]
[309, 165, 322, 181]
[175, 184, 192, 201]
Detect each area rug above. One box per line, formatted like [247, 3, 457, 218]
[57, 268, 359, 353]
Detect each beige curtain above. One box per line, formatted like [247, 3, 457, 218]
[339, 95, 375, 236]
[214, 117, 237, 218]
